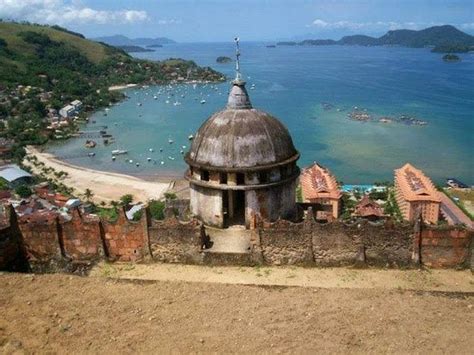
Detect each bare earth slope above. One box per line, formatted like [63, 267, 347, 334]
[1, 273, 473, 353]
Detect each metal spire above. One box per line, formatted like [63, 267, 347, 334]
[234, 37, 243, 83]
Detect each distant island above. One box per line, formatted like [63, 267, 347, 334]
[277, 25, 474, 52]
[216, 56, 232, 64]
[93, 34, 176, 46]
[443, 54, 461, 62]
[116, 45, 154, 53]
[146, 44, 163, 48]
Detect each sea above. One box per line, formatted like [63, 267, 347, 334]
[47, 42, 474, 185]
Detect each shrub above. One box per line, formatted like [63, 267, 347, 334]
[149, 200, 165, 220]
[15, 184, 32, 198]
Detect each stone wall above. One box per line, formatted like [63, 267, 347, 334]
[148, 218, 202, 263]
[0, 206, 27, 271]
[258, 215, 414, 267]
[420, 226, 472, 268]
[0, 204, 472, 271]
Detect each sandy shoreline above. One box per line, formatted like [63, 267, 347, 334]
[108, 83, 138, 91]
[24, 146, 173, 203]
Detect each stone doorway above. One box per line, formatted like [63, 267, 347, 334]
[223, 190, 246, 227]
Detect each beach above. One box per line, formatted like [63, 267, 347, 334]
[24, 146, 172, 203]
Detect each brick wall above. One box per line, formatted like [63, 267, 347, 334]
[0, 204, 472, 271]
[421, 226, 472, 268]
[60, 209, 103, 261]
[102, 208, 150, 262]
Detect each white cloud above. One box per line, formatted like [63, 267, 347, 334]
[158, 18, 182, 25]
[0, 0, 149, 25]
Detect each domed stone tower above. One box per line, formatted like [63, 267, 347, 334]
[185, 39, 300, 228]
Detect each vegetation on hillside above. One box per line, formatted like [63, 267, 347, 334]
[0, 21, 225, 162]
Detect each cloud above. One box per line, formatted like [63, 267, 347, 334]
[0, 0, 149, 25]
[158, 18, 182, 25]
[460, 23, 474, 30]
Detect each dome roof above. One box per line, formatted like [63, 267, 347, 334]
[186, 82, 298, 171]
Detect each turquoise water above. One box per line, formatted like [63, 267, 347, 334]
[48, 42, 474, 184]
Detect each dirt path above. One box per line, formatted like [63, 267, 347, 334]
[91, 263, 474, 292]
[0, 272, 473, 353]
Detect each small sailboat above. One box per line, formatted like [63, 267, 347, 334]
[111, 149, 128, 155]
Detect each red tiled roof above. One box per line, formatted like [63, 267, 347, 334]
[353, 195, 384, 218]
[300, 163, 341, 201]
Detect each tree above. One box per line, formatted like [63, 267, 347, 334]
[83, 188, 94, 202]
[15, 185, 32, 198]
[120, 194, 133, 206]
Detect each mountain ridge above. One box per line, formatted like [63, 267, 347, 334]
[277, 25, 474, 51]
[93, 34, 176, 46]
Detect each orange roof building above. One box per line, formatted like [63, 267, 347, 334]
[394, 163, 441, 224]
[353, 195, 385, 220]
[300, 163, 342, 219]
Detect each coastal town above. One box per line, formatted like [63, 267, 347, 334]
[0, 11, 473, 354]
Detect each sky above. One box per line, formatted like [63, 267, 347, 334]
[0, 0, 473, 42]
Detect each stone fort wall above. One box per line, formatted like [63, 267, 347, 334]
[0, 205, 472, 271]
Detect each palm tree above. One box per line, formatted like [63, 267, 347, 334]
[83, 188, 94, 202]
[110, 200, 119, 211]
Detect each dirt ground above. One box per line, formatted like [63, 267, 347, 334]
[1, 271, 473, 354]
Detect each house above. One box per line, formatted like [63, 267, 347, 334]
[300, 163, 342, 221]
[71, 100, 82, 111]
[59, 104, 76, 118]
[0, 164, 33, 187]
[0, 138, 14, 159]
[353, 195, 385, 221]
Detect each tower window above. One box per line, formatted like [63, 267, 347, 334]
[237, 173, 245, 185]
[201, 170, 209, 181]
[259, 171, 269, 183]
[220, 173, 228, 184]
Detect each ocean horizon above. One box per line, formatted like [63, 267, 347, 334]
[48, 42, 474, 185]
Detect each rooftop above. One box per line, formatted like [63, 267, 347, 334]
[300, 163, 342, 201]
[0, 164, 32, 183]
[395, 163, 441, 202]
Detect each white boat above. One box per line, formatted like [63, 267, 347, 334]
[137, 103, 142, 106]
[200, 99, 206, 104]
[153, 95, 158, 100]
[112, 156, 116, 161]
[173, 101, 181, 106]
[168, 139, 174, 144]
[168, 156, 175, 161]
[160, 161, 164, 165]
[111, 149, 128, 155]
[188, 134, 194, 140]
[147, 157, 151, 162]
[149, 148, 154, 152]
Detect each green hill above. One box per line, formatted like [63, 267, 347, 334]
[0, 21, 224, 161]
